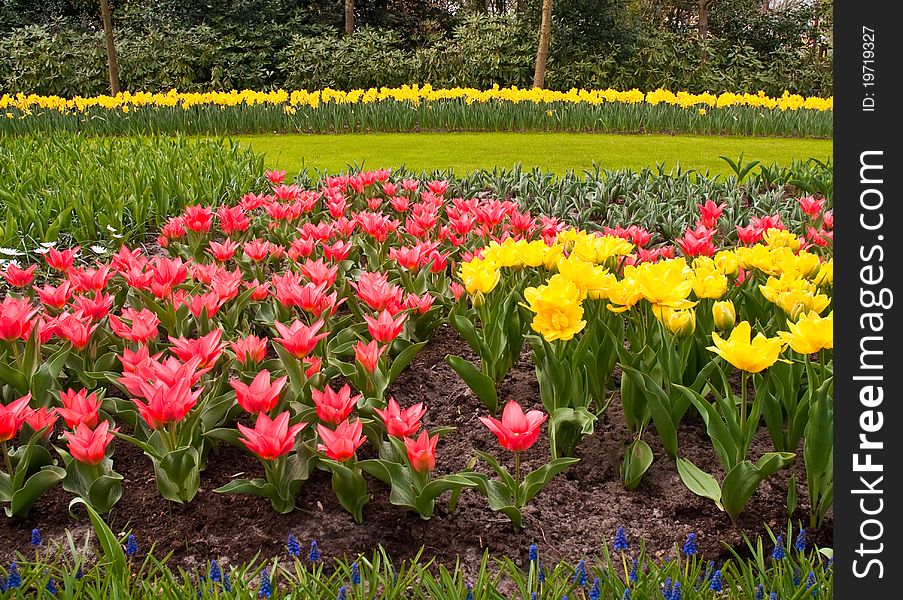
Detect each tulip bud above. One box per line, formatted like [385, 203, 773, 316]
[712, 300, 736, 331]
[789, 301, 808, 323]
[471, 291, 485, 309]
[666, 309, 696, 337]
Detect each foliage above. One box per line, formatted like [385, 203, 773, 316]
[0, 518, 833, 599]
[0, 134, 264, 247]
[0, 12, 832, 97]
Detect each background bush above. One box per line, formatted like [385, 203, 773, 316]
[0, 0, 832, 97]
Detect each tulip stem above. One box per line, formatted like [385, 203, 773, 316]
[740, 371, 748, 429]
[514, 452, 521, 487]
[1, 441, 13, 476]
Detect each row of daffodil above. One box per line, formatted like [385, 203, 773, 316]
[454, 226, 832, 526]
[0, 86, 833, 113]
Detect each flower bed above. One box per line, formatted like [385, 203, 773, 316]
[0, 87, 833, 137]
[0, 168, 832, 579]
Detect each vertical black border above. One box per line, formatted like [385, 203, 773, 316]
[835, 0, 901, 595]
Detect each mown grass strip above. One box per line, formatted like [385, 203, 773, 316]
[233, 132, 833, 177]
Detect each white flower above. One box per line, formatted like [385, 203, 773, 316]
[33, 247, 51, 255]
[90, 245, 107, 254]
[39, 241, 57, 248]
[0, 247, 23, 256]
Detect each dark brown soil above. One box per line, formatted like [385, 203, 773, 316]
[0, 325, 831, 573]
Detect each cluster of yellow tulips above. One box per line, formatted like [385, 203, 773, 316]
[0, 85, 832, 113]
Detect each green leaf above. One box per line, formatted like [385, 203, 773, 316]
[445, 355, 498, 414]
[154, 447, 201, 504]
[6, 466, 66, 517]
[387, 340, 427, 383]
[721, 452, 795, 522]
[323, 461, 369, 524]
[676, 457, 722, 509]
[69, 497, 127, 577]
[87, 473, 124, 514]
[520, 457, 579, 505]
[621, 439, 654, 491]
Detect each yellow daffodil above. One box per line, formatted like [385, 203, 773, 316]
[707, 321, 785, 373]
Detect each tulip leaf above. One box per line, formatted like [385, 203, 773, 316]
[204, 427, 243, 448]
[6, 466, 66, 517]
[388, 340, 427, 383]
[87, 473, 124, 514]
[323, 460, 369, 524]
[448, 312, 483, 356]
[69, 497, 127, 578]
[520, 457, 579, 505]
[215, 478, 275, 497]
[0, 361, 28, 394]
[676, 457, 723, 509]
[621, 439, 654, 491]
[721, 452, 795, 523]
[462, 472, 523, 529]
[445, 355, 498, 414]
[621, 365, 678, 457]
[154, 447, 201, 504]
[675, 384, 737, 471]
[473, 450, 516, 490]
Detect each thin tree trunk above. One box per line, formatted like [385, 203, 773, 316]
[344, 0, 354, 35]
[99, 0, 120, 94]
[532, 0, 553, 89]
[698, 0, 710, 38]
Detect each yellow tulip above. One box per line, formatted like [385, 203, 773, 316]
[712, 300, 736, 331]
[707, 321, 785, 373]
[693, 266, 728, 299]
[778, 311, 833, 354]
[634, 258, 696, 308]
[523, 275, 587, 342]
[458, 259, 500, 295]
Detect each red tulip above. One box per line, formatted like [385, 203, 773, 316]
[0, 393, 33, 443]
[822, 210, 833, 230]
[697, 200, 727, 228]
[169, 329, 226, 368]
[798, 195, 826, 218]
[208, 239, 240, 262]
[72, 292, 114, 321]
[231, 335, 268, 365]
[266, 169, 287, 185]
[184, 291, 223, 318]
[239, 411, 306, 461]
[322, 240, 352, 262]
[230, 370, 287, 414]
[25, 406, 58, 440]
[243, 239, 271, 262]
[354, 339, 386, 373]
[183, 205, 213, 233]
[55, 311, 99, 350]
[479, 400, 547, 453]
[677, 224, 716, 258]
[63, 420, 116, 465]
[349, 272, 404, 313]
[405, 292, 434, 315]
[736, 223, 762, 245]
[216, 205, 251, 235]
[374, 398, 425, 438]
[312, 383, 360, 426]
[56, 388, 102, 429]
[426, 180, 448, 196]
[68, 265, 114, 294]
[245, 278, 271, 301]
[0, 296, 38, 341]
[317, 419, 366, 462]
[34, 281, 72, 310]
[273, 318, 328, 359]
[449, 282, 465, 302]
[109, 308, 160, 344]
[403, 430, 438, 473]
[132, 378, 201, 430]
[3, 263, 37, 287]
[364, 309, 407, 343]
[44, 246, 79, 272]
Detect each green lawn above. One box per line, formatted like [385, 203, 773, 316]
[233, 132, 832, 176]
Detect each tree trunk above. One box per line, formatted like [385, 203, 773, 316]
[532, 0, 553, 89]
[99, 0, 120, 94]
[344, 0, 354, 35]
[698, 0, 710, 38]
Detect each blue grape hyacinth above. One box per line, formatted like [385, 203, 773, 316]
[258, 568, 272, 598]
[589, 577, 602, 600]
[6, 562, 21, 589]
[31, 528, 42, 546]
[209, 560, 221, 583]
[772, 536, 786, 561]
[351, 562, 361, 585]
[613, 526, 628, 552]
[309, 540, 321, 563]
[126, 534, 138, 557]
[795, 529, 807, 553]
[287, 534, 301, 557]
[528, 544, 538, 563]
[682, 533, 697, 556]
[709, 569, 723, 592]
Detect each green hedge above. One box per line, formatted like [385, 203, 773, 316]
[0, 15, 832, 98]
